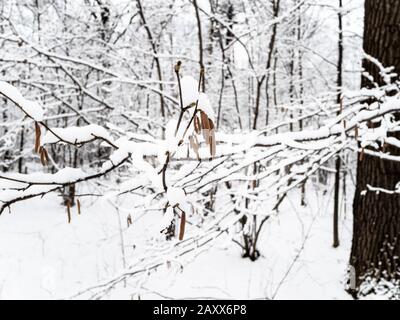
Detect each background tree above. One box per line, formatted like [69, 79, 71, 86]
[333, 0, 343, 248]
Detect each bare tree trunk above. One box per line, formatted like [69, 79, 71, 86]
[95, 0, 110, 41]
[264, 0, 280, 126]
[333, 0, 343, 249]
[210, 0, 242, 129]
[18, 126, 24, 173]
[136, 0, 165, 126]
[287, 0, 296, 134]
[193, 0, 205, 92]
[296, 1, 306, 206]
[350, 0, 400, 297]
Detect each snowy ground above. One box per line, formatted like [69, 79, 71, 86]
[0, 179, 354, 300]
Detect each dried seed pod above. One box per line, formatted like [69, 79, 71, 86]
[193, 135, 200, 160]
[200, 111, 210, 142]
[209, 118, 215, 130]
[39, 147, 47, 166]
[208, 119, 216, 157]
[77, 199, 81, 215]
[189, 135, 198, 159]
[194, 115, 201, 134]
[209, 130, 216, 157]
[189, 134, 195, 150]
[200, 111, 210, 130]
[43, 147, 49, 163]
[178, 211, 186, 241]
[67, 201, 72, 223]
[34, 122, 41, 153]
[127, 214, 132, 228]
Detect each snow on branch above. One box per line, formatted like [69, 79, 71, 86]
[0, 80, 45, 121]
[255, 94, 400, 148]
[363, 52, 399, 85]
[2, 74, 400, 217]
[0, 155, 130, 214]
[41, 124, 115, 147]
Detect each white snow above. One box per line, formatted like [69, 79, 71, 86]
[0, 181, 354, 300]
[159, 206, 175, 232]
[180, 76, 199, 108]
[166, 187, 186, 207]
[164, 119, 180, 152]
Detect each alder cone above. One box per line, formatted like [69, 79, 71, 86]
[179, 211, 186, 241]
[194, 115, 201, 134]
[34, 122, 41, 153]
[127, 214, 132, 227]
[190, 110, 216, 159]
[66, 201, 72, 224]
[39, 147, 49, 166]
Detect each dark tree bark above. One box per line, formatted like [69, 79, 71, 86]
[333, 0, 343, 249]
[18, 126, 24, 174]
[350, 0, 400, 297]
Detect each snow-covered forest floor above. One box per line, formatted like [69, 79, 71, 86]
[0, 178, 353, 300]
